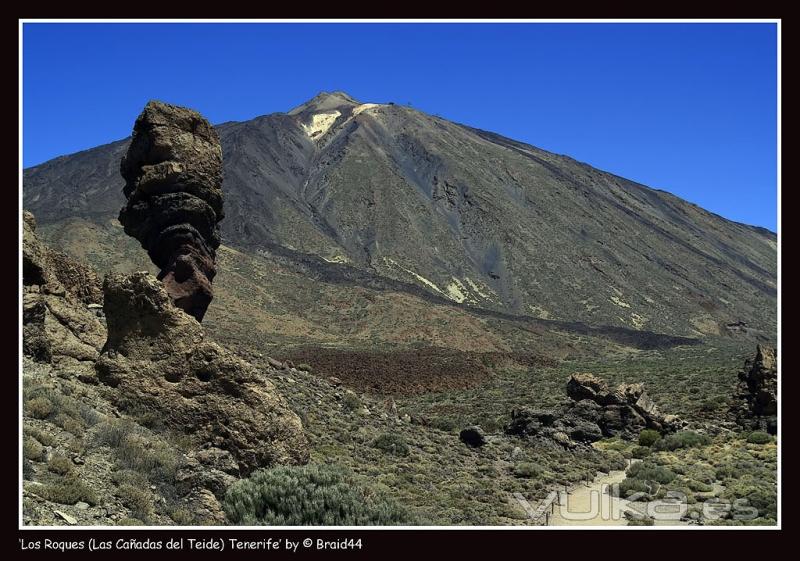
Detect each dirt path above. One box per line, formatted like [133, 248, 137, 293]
[549, 468, 633, 526]
[548, 462, 690, 526]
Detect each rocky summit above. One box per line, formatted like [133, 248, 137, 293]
[119, 100, 224, 321]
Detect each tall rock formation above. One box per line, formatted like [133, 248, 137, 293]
[100, 102, 309, 473]
[119, 100, 224, 321]
[732, 345, 778, 434]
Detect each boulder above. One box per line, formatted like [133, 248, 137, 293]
[459, 426, 487, 447]
[505, 407, 558, 437]
[119, 101, 224, 322]
[565, 421, 604, 443]
[96, 272, 309, 474]
[557, 400, 604, 443]
[565, 398, 603, 423]
[566, 374, 679, 439]
[566, 373, 611, 403]
[614, 382, 645, 405]
[599, 405, 647, 439]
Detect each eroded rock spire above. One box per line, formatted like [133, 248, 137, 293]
[119, 100, 223, 321]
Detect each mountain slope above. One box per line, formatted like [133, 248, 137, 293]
[23, 91, 777, 338]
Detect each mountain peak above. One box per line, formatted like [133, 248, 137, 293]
[288, 91, 362, 116]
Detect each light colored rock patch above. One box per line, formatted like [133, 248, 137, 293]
[446, 278, 468, 303]
[690, 315, 720, 336]
[610, 295, 631, 309]
[383, 257, 444, 295]
[630, 313, 648, 329]
[352, 103, 382, 116]
[580, 299, 599, 313]
[301, 111, 341, 140]
[528, 305, 551, 319]
[322, 255, 349, 264]
[465, 277, 493, 300]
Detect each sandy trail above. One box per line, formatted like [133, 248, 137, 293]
[549, 469, 633, 526]
[548, 463, 689, 526]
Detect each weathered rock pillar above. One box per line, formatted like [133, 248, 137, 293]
[119, 100, 224, 321]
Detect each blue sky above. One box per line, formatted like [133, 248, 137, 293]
[22, 22, 778, 230]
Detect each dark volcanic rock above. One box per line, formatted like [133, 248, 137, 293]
[566, 374, 679, 439]
[505, 407, 559, 437]
[598, 404, 647, 438]
[96, 272, 309, 474]
[119, 101, 224, 321]
[733, 345, 778, 434]
[566, 373, 613, 404]
[565, 421, 604, 444]
[507, 374, 680, 446]
[459, 426, 487, 447]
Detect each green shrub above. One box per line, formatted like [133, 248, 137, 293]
[620, 460, 677, 499]
[111, 469, 148, 487]
[601, 437, 629, 452]
[54, 413, 85, 437]
[23, 435, 44, 461]
[223, 464, 416, 525]
[628, 461, 676, 484]
[627, 516, 655, 526]
[47, 455, 74, 475]
[723, 480, 777, 520]
[715, 465, 742, 480]
[24, 426, 56, 447]
[117, 484, 154, 522]
[94, 420, 178, 483]
[601, 450, 628, 471]
[23, 388, 100, 429]
[170, 508, 195, 525]
[117, 517, 145, 526]
[687, 479, 713, 492]
[296, 363, 313, 373]
[638, 429, 661, 447]
[513, 462, 544, 478]
[631, 446, 651, 459]
[430, 417, 459, 432]
[372, 433, 410, 457]
[619, 477, 651, 498]
[341, 392, 362, 413]
[652, 431, 710, 451]
[40, 476, 99, 506]
[25, 396, 54, 419]
[746, 431, 773, 445]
